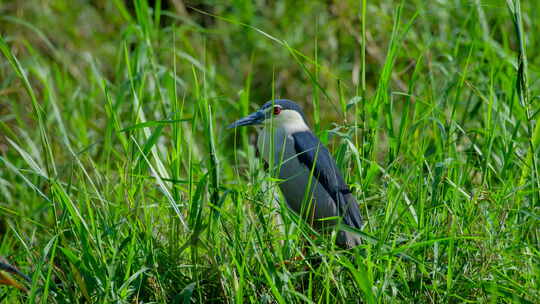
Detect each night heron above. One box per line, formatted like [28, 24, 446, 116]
[228, 99, 362, 249]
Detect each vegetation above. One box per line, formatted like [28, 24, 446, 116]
[0, 0, 538, 302]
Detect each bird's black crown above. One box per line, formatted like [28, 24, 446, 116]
[261, 99, 307, 122]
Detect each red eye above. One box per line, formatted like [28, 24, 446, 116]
[273, 106, 281, 115]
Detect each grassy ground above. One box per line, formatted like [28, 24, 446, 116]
[0, 0, 539, 302]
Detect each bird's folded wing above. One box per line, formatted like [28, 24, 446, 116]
[292, 131, 363, 229]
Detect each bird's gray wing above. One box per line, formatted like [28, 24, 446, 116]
[292, 131, 362, 229]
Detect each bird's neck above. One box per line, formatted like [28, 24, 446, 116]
[257, 121, 309, 165]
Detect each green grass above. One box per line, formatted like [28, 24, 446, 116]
[0, 0, 539, 302]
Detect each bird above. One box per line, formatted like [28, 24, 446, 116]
[228, 99, 362, 249]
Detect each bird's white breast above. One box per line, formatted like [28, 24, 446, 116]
[257, 125, 290, 169]
[256, 109, 309, 166]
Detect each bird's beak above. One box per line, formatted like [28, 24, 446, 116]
[227, 110, 265, 129]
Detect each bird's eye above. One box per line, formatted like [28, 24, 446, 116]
[273, 106, 281, 115]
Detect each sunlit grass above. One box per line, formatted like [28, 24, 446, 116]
[0, 0, 539, 302]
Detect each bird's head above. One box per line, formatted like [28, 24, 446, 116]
[228, 99, 308, 129]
